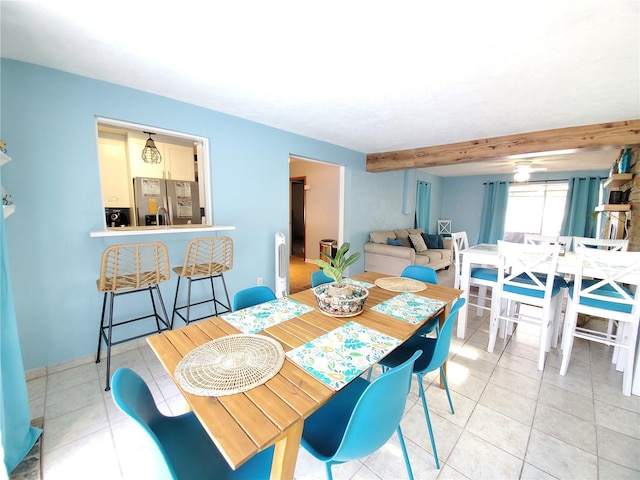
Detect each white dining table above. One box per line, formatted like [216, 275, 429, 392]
[457, 243, 640, 396]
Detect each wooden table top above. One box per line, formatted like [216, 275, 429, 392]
[146, 271, 462, 478]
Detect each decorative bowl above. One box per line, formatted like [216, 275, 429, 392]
[312, 283, 369, 317]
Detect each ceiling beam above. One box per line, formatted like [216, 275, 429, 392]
[366, 119, 640, 173]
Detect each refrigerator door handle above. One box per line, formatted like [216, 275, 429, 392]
[166, 196, 173, 225]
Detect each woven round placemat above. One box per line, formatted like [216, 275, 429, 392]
[374, 276, 427, 292]
[174, 334, 285, 396]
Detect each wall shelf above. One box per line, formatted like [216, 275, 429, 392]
[0, 151, 10, 167]
[3, 205, 15, 218]
[604, 173, 633, 190]
[595, 204, 631, 212]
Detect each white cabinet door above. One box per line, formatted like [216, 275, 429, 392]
[98, 135, 132, 207]
[164, 143, 195, 181]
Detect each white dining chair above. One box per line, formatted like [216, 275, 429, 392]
[488, 241, 566, 370]
[573, 237, 628, 251]
[560, 247, 640, 396]
[569, 237, 629, 343]
[451, 231, 497, 318]
[523, 233, 559, 245]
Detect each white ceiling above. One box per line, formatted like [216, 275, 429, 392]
[1, 1, 638, 176]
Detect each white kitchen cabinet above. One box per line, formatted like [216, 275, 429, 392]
[163, 143, 195, 181]
[98, 134, 133, 208]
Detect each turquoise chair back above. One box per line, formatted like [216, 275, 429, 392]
[329, 350, 420, 463]
[419, 297, 465, 374]
[233, 286, 276, 311]
[311, 270, 333, 288]
[112, 368, 273, 480]
[401, 265, 438, 284]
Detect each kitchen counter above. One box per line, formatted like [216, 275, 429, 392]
[89, 224, 235, 238]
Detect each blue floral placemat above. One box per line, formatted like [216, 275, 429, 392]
[285, 321, 401, 390]
[371, 292, 447, 324]
[220, 297, 313, 334]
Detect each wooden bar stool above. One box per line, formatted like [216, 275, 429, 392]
[171, 237, 233, 326]
[96, 241, 171, 391]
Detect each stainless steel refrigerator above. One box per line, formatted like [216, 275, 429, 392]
[133, 177, 201, 226]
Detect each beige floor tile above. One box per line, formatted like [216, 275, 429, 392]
[489, 365, 541, 400]
[598, 458, 640, 480]
[532, 403, 597, 454]
[449, 354, 496, 381]
[42, 427, 121, 480]
[542, 364, 594, 398]
[479, 383, 537, 426]
[525, 429, 597, 479]
[537, 382, 594, 422]
[424, 383, 476, 429]
[45, 362, 100, 395]
[496, 352, 543, 381]
[447, 430, 522, 480]
[42, 401, 110, 453]
[401, 402, 463, 462]
[465, 403, 530, 459]
[596, 426, 640, 470]
[594, 399, 640, 439]
[519, 462, 557, 479]
[447, 369, 489, 401]
[45, 378, 104, 419]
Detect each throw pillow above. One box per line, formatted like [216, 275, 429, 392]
[422, 233, 444, 249]
[387, 237, 404, 246]
[408, 233, 428, 253]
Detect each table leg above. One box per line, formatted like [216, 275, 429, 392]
[270, 418, 304, 480]
[438, 309, 448, 389]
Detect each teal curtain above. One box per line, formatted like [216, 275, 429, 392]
[478, 181, 509, 244]
[415, 181, 431, 231]
[1, 180, 42, 473]
[561, 177, 602, 238]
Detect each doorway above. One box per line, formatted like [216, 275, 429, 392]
[290, 177, 306, 258]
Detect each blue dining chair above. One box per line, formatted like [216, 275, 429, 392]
[111, 368, 274, 480]
[311, 270, 333, 288]
[301, 350, 422, 480]
[401, 265, 438, 284]
[233, 286, 276, 311]
[401, 265, 440, 336]
[378, 297, 465, 469]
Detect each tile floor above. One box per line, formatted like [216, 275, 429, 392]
[25, 274, 640, 479]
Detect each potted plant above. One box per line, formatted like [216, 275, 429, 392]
[313, 242, 369, 317]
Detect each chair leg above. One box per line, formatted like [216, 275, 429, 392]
[396, 425, 415, 480]
[440, 368, 455, 415]
[487, 298, 501, 353]
[104, 292, 115, 391]
[185, 278, 193, 325]
[218, 273, 231, 314]
[418, 377, 440, 469]
[171, 276, 182, 329]
[324, 463, 334, 480]
[95, 293, 108, 363]
[153, 285, 170, 331]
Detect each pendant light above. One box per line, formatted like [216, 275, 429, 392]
[141, 131, 162, 164]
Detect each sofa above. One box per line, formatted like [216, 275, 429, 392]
[364, 228, 453, 276]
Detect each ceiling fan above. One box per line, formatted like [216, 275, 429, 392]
[513, 161, 547, 182]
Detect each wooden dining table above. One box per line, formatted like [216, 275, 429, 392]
[146, 271, 463, 480]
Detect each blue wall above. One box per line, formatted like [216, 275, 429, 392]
[0, 59, 435, 369]
[441, 170, 609, 245]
